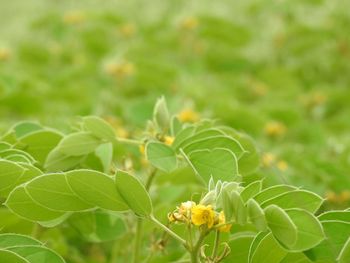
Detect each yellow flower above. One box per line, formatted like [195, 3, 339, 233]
[262, 152, 276, 168]
[178, 109, 200, 123]
[0, 48, 11, 61]
[63, 11, 85, 25]
[264, 121, 286, 137]
[191, 204, 215, 228]
[325, 191, 336, 202]
[218, 211, 232, 233]
[119, 23, 136, 38]
[276, 160, 288, 172]
[105, 61, 135, 78]
[180, 17, 199, 30]
[340, 191, 350, 202]
[164, 136, 174, 146]
[139, 144, 145, 155]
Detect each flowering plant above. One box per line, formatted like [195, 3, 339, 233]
[0, 98, 349, 263]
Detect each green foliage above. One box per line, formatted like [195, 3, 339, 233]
[0, 234, 65, 263]
[0, 99, 348, 262]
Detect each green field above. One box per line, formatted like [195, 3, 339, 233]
[1, 1, 350, 262]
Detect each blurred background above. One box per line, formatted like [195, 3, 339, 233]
[1, 0, 350, 204]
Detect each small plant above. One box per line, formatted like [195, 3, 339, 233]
[0, 97, 349, 263]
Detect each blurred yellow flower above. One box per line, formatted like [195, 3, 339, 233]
[105, 61, 135, 78]
[325, 191, 337, 202]
[63, 11, 85, 25]
[139, 144, 145, 155]
[276, 160, 288, 172]
[119, 23, 136, 38]
[116, 127, 129, 139]
[0, 48, 11, 61]
[191, 204, 215, 228]
[340, 190, 350, 202]
[218, 211, 232, 233]
[262, 152, 276, 168]
[180, 17, 199, 30]
[264, 121, 286, 137]
[178, 109, 200, 123]
[164, 136, 174, 146]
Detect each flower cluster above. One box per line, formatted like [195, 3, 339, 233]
[168, 201, 232, 233]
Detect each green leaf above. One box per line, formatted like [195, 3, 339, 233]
[17, 130, 62, 164]
[187, 148, 239, 183]
[16, 163, 42, 186]
[172, 126, 195, 149]
[226, 235, 254, 263]
[7, 246, 65, 263]
[0, 249, 29, 263]
[4, 154, 31, 164]
[25, 173, 93, 212]
[146, 142, 177, 173]
[0, 234, 42, 248]
[44, 148, 84, 172]
[250, 232, 287, 263]
[0, 149, 36, 164]
[305, 221, 350, 262]
[5, 186, 66, 222]
[115, 170, 152, 217]
[176, 128, 225, 150]
[170, 116, 182, 136]
[253, 185, 296, 204]
[12, 122, 43, 138]
[285, 209, 324, 251]
[83, 116, 116, 142]
[57, 132, 101, 156]
[261, 190, 323, 213]
[338, 237, 350, 263]
[265, 205, 297, 248]
[241, 181, 263, 203]
[249, 232, 268, 263]
[0, 160, 25, 197]
[318, 211, 350, 222]
[226, 130, 260, 176]
[280, 253, 313, 263]
[95, 143, 113, 173]
[183, 135, 245, 158]
[221, 187, 234, 221]
[247, 199, 267, 231]
[0, 142, 11, 151]
[69, 210, 126, 242]
[66, 169, 128, 211]
[231, 191, 247, 224]
[153, 96, 170, 132]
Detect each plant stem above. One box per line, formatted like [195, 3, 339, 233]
[211, 231, 220, 259]
[190, 231, 208, 263]
[133, 218, 143, 263]
[132, 168, 157, 263]
[150, 215, 187, 246]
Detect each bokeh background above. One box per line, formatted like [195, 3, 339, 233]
[1, 0, 350, 204]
